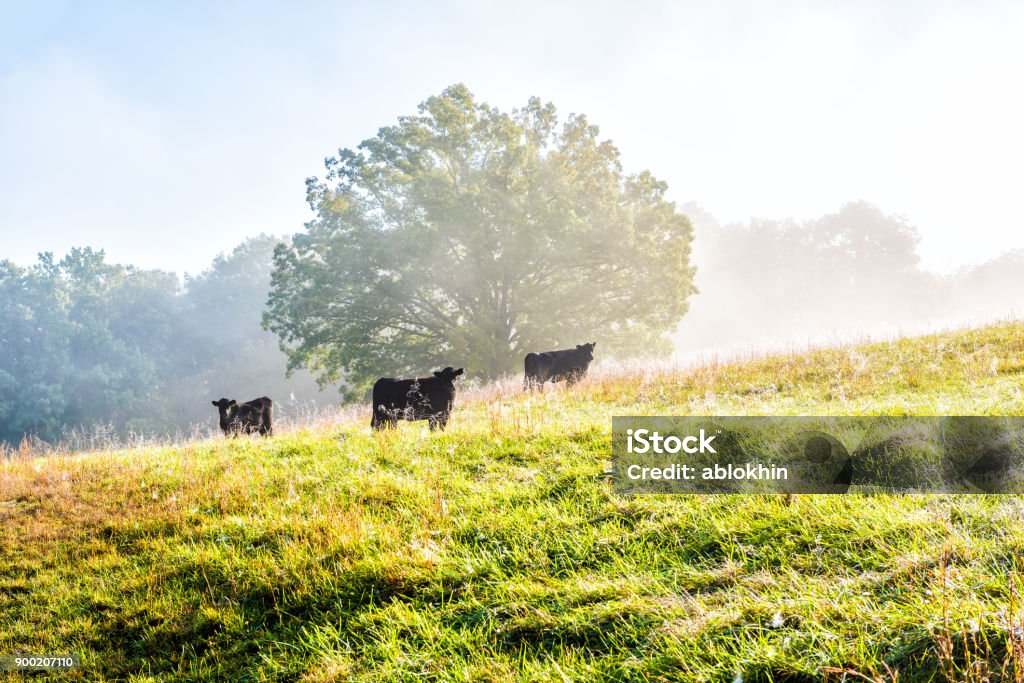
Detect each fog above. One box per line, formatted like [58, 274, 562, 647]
[5, 3, 1024, 275]
[4, 196, 1019, 448]
[4, 3, 1024, 446]
[674, 201, 1022, 363]
[0, 237, 341, 447]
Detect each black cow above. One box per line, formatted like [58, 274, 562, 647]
[371, 367, 464, 431]
[211, 397, 273, 436]
[524, 342, 596, 389]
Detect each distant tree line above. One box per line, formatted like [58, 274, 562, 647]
[0, 237, 334, 445]
[676, 201, 1023, 353]
[1, 202, 1019, 446]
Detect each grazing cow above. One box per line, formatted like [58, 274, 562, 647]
[371, 367, 465, 431]
[211, 396, 273, 436]
[524, 342, 596, 389]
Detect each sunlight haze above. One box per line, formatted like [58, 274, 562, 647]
[1, 1, 1022, 275]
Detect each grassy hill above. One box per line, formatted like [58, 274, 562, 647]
[3, 322, 1024, 682]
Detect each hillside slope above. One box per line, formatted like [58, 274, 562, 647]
[2, 322, 1024, 682]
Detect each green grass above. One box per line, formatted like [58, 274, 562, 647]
[3, 321, 1024, 682]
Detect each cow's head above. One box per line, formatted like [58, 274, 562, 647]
[212, 398, 237, 425]
[576, 342, 596, 363]
[433, 367, 465, 384]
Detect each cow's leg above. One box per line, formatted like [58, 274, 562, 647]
[430, 413, 449, 431]
[373, 415, 398, 431]
[372, 405, 391, 432]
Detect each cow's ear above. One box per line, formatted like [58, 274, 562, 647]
[591, 342, 597, 348]
[433, 371, 443, 378]
[455, 368, 464, 376]
[228, 400, 237, 407]
[212, 400, 219, 406]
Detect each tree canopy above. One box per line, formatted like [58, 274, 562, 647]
[0, 241, 338, 446]
[265, 84, 697, 393]
[0, 248, 182, 443]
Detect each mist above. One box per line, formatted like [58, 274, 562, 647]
[674, 201, 1022, 362]
[3, 197, 1019, 447]
[0, 237, 341, 447]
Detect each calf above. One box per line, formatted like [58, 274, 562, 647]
[211, 396, 273, 436]
[524, 342, 596, 389]
[371, 367, 464, 431]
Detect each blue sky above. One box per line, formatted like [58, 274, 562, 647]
[2, 1, 1022, 275]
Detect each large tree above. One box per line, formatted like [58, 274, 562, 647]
[265, 84, 696, 394]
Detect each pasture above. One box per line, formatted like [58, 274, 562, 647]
[2, 321, 1024, 681]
